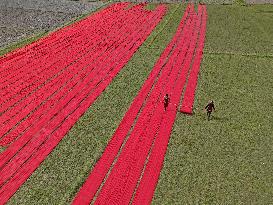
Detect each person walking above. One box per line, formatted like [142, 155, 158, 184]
[163, 94, 170, 111]
[205, 100, 215, 120]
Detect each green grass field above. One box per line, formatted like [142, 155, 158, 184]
[5, 2, 273, 205]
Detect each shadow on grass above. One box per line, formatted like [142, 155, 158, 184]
[211, 115, 230, 122]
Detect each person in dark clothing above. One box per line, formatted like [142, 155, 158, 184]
[163, 94, 170, 111]
[205, 100, 215, 120]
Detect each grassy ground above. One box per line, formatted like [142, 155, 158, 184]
[5, 2, 273, 204]
[152, 4, 273, 205]
[204, 4, 273, 55]
[8, 4, 186, 204]
[0, 147, 5, 153]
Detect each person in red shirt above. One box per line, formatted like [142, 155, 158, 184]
[205, 100, 215, 120]
[163, 94, 170, 111]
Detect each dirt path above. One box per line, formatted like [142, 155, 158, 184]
[246, 0, 273, 3]
[0, 0, 103, 48]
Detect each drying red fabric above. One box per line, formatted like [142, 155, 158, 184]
[180, 5, 207, 114]
[0, 3, 166, 204]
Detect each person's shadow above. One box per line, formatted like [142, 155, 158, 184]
[210, 115, 229, 122]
